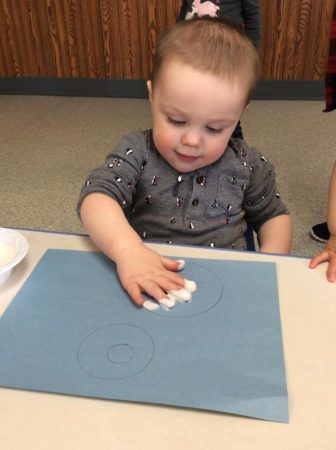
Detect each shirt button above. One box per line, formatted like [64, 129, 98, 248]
[192, 199, 199, 206]
[196, 176, 206, 186]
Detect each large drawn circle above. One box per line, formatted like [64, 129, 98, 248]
[77, 324, 154, 380]
[149, 261, 223, 318]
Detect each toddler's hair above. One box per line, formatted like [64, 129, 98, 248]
[150, 17, 259, 103]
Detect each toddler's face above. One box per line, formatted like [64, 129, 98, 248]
[148, 59, 248, 173]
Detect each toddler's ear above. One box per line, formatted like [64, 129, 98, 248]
[147, 80, 153, 102]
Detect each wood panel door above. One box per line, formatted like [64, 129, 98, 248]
[0, 0, 180, 78]
[259, 0, 335, 80]
[0, 0, 334, 80]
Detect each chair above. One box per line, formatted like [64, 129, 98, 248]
[244, 224, 256, 251]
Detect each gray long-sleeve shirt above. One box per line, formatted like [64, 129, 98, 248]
[178, 0, 260, 48]
[78, 130, 288, 251]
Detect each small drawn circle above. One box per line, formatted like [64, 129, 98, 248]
[149, 261, 223, 318]
[77, 324, 154, 379]
[107, 344, 134, 364]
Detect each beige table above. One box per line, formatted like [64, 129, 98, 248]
[1, 229, 336, 450]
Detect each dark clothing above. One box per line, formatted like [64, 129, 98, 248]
[178, 0, 260, 48]
[324, 2, 336, 112]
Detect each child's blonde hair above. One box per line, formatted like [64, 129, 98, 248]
[150, 17, 259, 104]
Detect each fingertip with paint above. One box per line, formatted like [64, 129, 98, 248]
[176, 259, 185, 271]
[159, 296, 176, 309]
[143, 300, 160, 311]
[168, 288, 192, 302]
[184, 279, 197, 293]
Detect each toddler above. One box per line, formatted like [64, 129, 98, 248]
[78, 18, 292, 307]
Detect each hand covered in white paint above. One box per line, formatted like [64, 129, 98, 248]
[144, 271, 197, 311]
[115, 243, 186, 306]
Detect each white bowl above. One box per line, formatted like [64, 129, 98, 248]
[0, 228, 29, 286]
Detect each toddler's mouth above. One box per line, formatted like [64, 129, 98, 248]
[175, 151, 200, 163]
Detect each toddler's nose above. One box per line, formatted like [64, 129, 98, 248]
[181, 128, 201, 147]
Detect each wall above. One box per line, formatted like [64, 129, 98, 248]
[259, 0, 335, 79]
[0, 0, 335, 81]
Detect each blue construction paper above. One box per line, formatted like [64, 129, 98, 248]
[0, 249, 288, 422]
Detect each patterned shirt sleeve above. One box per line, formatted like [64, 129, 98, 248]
[77, 130, 148, 216]
[243, 146, 289, 231]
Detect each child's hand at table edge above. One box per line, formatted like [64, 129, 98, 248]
[309, 235, 336, 282]
[115, 242, 186, 306]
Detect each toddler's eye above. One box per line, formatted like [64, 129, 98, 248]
[206, 126, 223, 134]
[168, 117, 186, 126]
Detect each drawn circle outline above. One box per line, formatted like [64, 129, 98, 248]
[77, 324, 155, 380]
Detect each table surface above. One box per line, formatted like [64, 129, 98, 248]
[0, 229, 335, 450]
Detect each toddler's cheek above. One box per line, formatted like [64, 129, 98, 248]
[154, 128, 178, 153]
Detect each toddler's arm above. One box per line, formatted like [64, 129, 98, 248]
[80, 193, 185, 305]
[257, 214, 292, 254]
[309, 162, 336, 281]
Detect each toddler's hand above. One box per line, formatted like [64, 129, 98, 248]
[115, 244, 187, 306]
[309, 235, 336, 282]
[149, 277, 197, 310]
